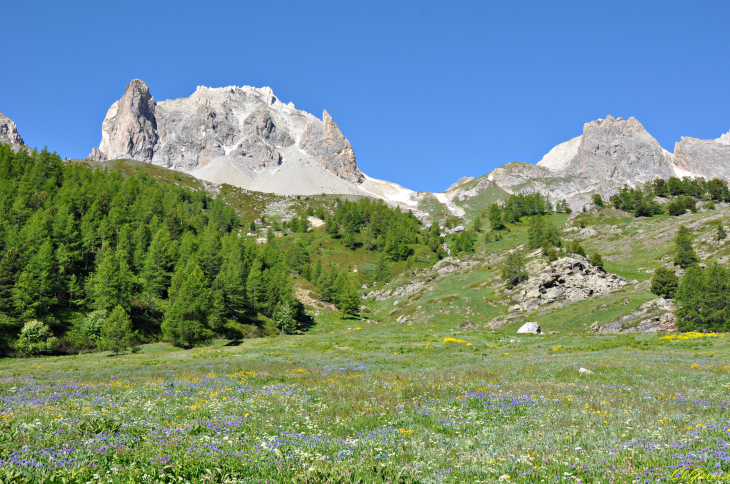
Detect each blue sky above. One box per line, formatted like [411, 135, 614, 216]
[2, 0, 729, 192]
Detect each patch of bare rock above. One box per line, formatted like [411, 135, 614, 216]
[591, 297, 677, 334]
[508, 256, 627, 313]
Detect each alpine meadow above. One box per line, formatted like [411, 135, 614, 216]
[3, 5, 730, 480]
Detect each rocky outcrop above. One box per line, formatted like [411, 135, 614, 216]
[591, 297, 677, 334]
[298, 110, 363, 184]
[88, 80, 365, 194]
[0, 110, 25, 152]
[509, 256, 628, 312]
[672, 131, 730, 179]
[89, 79, 157, 162]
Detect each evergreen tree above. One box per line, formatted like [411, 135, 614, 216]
[162, 262, 215, 348]
[590, 252, 604, 269]
[141, 229, 172, 310]
[246, 258, 266, 311]
[592, 193, 604, 208]
[339, 282, 360, 318]
[570, 240, 587, 257]
[91, 248, 133, 312]
[651, 267, 679, 298]
[276, 301, 298, 334]
[502, 252, 527, 289]
[488, 203, 506, 230]
[100, 305, 137, 355]
[674, 225, 698, 269]
[675, 264, 730, 332]
[13, 239, 55, 319]
[197, 223, 222, 284]
[667, 201, 684, 217]
[325, 216, 340, 238]
[716, 222, 727, 241]
[374, 254, 392, 283]
[0, 247, 22, 314]
[473, 217, 483, 232]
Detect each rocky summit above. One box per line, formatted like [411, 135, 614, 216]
[442, 114, 730, 212]
[88, 80, 365, 196]
[0, 110, 25, 152]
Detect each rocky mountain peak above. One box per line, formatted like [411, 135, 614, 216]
[565, 114, 673, 183]
[0, 110, 25, 152]
[718, 130, 730, 145]
[89, 79, 157, 162]
[88, 80, 366, 193]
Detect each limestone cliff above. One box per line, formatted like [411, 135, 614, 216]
[88, 80, 364, 194]
[0, 110, 25, 152]
[672, 131, 730, 179]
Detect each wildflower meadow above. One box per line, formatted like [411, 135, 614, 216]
[1, 328, 728, 483]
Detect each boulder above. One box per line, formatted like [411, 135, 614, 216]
[517, 322, 543, 334]
[579, 368, 594, 375]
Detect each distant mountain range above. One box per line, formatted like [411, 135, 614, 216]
[2, 80, 729, 214]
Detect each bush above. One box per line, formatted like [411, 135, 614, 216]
[15, 320, 58, 357]
[80, 309, 108, 341]
[650, 267, 679, 298]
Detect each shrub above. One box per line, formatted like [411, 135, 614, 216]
[15, 320, 58, 357]
[80, 309, 108, 341]
[650, 267, 679, 298]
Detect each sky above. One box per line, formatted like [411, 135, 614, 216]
[1, 0, 729, 193]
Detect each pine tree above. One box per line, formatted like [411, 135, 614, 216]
[325, 216, 339, 238]
[716, 222, 727, 241]
[246, 258, 266, 311]
[13, 239, 55, 319]
[100, 305, 137, 355]
[590, 252, 604, 269]
[276, 301, 298, 334]
[339, 282, 360, 318]
[0, 247, 22, 314]
[91, 248, 133, 312]
[502, 252, 528, 289]
[162, 263, 215, 348]
[674, 225, 699, 269]
[374, 254, 392, 283]
[141, 228, 172, 310]
[570, 240, 587, 257]
[197, 223, 222, 284]
[488, 203, 505, 230]
[651, 267, 679, 298]
[473, 217, 482, 232]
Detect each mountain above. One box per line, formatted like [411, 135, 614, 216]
[672, 130, 730, 179]
[0, 110, 25, 152]
[443, 115, 730, 212]
[87, 80, 419, 199]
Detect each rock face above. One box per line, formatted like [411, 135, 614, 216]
[510, 256, 628, 312]
[563, 116, 674, 183]
[0, 110, 25, 152]
[89, 80, 364, 195]
[672, 131, 730, 179]
[89, 79, 157, 162]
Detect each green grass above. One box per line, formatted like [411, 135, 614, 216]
[1, 328, 728, 483]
